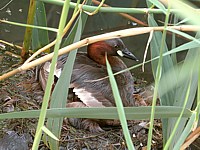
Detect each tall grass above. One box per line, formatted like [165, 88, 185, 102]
[0, 0, 200, 149]
[147, 0, 200, 149]
[32, 1, 71, 149]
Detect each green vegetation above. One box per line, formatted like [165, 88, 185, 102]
[0, 0, 200, 149]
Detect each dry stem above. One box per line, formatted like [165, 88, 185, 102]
[181, 126, 200, 150]
[0, 25, 200, 81]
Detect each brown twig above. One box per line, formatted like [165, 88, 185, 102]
[0, 40, 22, 50]
[181, 126, 200, 150]
[5, 51, 21, 58]
[92, 0, 148, 26]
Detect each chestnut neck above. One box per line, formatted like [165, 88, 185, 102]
[87, 41, 115, 66]
[87, 41, 109, 66]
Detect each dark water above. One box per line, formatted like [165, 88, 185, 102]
[0, 0, 154, 81]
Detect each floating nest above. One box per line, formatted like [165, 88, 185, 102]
[0, 45, 164, 150]
[0, 67, 163, 149]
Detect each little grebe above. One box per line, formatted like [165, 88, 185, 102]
[39, 38, 138, 132]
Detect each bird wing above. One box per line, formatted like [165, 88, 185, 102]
[70, 53, 115, 107]
[39, 62, 50, 91]
[39, 53, 135, 107]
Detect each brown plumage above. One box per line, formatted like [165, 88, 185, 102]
[39, 38, 138, 132]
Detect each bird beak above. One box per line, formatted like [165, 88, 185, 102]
[117, 48, 139, 61]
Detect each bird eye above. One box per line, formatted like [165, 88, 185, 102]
[114, 44, 119, 49]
